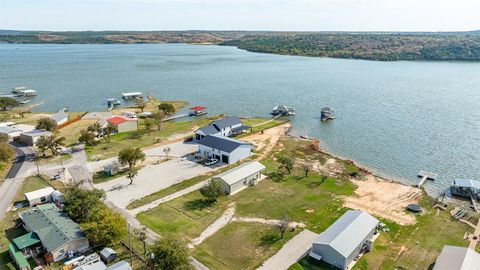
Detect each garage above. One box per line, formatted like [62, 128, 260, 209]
[221, 155, 229, 163]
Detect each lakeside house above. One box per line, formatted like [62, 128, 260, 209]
[194, 117, 250, 140]
[13, 204, 89, 264]
[196, 134, 253, 164]
[433, 245, 480, 270]
[213, 161, 266, 195]
[105, 115, 138, 133]
[19, 130, 52, 146]
[49, 110, 69, 126]
[309, 210, 379, 270]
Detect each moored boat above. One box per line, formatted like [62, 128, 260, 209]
[272, 105, 296, 116]
[321, 107, 335, 121]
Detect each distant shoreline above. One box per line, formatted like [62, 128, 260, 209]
[2, 30, 480, 62]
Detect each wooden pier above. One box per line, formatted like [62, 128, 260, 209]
[416, 171, 438, 188]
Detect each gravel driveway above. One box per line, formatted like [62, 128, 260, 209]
[95, 157, 212, 209]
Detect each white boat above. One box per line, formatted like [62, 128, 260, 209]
[12, 86, 27, 94]
[18, 100, 31, 104]
[121, 92, 143, 100]
[20, 89, 37, 97]
[272, 105, 296, 116]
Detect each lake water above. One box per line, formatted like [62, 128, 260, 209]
[1, 43, 480, 195]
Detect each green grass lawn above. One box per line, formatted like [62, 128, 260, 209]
[240, 117, 289, 137]
[193, 222, 297, 270]
[86, 116, 216, 160]
[137, 191, 230, 240]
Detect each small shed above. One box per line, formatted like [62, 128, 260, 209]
[51, 190, 65, 204]
[19, 130, 52, 146]
[24, 187, 54, 206]
[213, 161, 266, 195]
[106, 260, 132, 270]
[100, 247, 117, 264]
[49, 111, 69, 126]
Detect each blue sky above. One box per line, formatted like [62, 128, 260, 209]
[1, 0, 479, 31]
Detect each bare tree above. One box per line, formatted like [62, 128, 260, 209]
[302, 163, 313, 177]
[277, 214, 290, 239]
[133, 226, 148, 254]
[163, 147, 171, 159]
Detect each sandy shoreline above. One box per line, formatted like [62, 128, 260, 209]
[284, 130, 423, 225]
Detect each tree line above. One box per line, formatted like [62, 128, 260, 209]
[221, 33, 480, 61]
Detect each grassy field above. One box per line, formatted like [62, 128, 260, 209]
[193, 222, 297, 270]
[137, 137, 476, 270]
[58, 119, 98, 146]
[85, 116, 216, 160]
[137, 191, 230, 240]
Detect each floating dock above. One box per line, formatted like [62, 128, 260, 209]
[417, 171, 438, 188]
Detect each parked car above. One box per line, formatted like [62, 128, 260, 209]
[183, 136, 194, 143]
[205, 158, 219, 166]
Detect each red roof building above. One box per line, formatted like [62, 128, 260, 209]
[106, 116, 138, 133]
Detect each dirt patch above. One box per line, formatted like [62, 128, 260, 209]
[243, 123, 291, 158]
[343, 175, 422, 225]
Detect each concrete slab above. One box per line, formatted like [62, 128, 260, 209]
[257, 229, 318, 270]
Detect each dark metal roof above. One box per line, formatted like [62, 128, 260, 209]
[197, 135, 251, 153]
[197, 125, 221, 136]
[211, 117, 241, 130]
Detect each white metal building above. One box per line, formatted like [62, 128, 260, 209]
[49, 111, 69, 126]
[309, 210, 379, 270]
[213, 161, 266, 195]
[196, 135, 252, 164]
[24, 187, 55, 206]
[0, 126, 22, 140]
[433, 245, 480, 270]
[19, 130, 52, 146]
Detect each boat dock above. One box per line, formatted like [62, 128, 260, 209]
[416, 171, 438, 188]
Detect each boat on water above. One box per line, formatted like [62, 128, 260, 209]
[107, 98, 121, 106]
[272, 105, 296, 116]
[320, 107, 335, 121]
[12, 86, 27, 94]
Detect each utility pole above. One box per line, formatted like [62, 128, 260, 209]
[128, 222, 133, 268]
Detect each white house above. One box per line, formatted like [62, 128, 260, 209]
[309, 210, 379, 270]
[49, 111, 69, 126]
[197, 135, 252, 164]
[19, 130, 52, 146]
[0, 126, 22, 141]
[213, 161, 266, 195]
[24, 187, 55, 206]
[194, 117, 250, 140]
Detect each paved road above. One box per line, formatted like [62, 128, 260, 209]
[257, 229, 318, 270]
[0, 143, 36, 219]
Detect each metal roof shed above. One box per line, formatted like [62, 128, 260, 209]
[310, 210, 379, 270]
[433, 245, 480, 270]
[213, 161, 265, 195]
